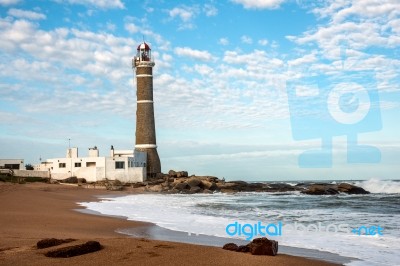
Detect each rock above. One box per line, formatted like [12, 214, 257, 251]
[132, 182, 146, 188]
[176, 171, 188, 178]
[174, 182, 189, 190]
[169, 188, 180, 194]
[302, 184, 339, 195]
[266, 183, 295, 192]
[186, 178, 202, 188]
[207, 176, 219, 182]
[189, 186, 202, 193]
[180, 188, 193, 194]
[202, 189, 213, 194]
[247, 183, 265, 192]
[45, 241, 102, 258]
[63, 176, 78, 184]
[168, 170, 188, 178]
[147, 184, 163, 192]
[247, 237, 278, 256]
[37, 238, 76, 249]
[222, 243, 238, 251]
[237, 245, 250, 252]
[168, 170, 177, 177]
[337, 183, 370, 194]
[201, 180, 218, 191]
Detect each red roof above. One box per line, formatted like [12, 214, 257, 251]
[137, 42, 151, 51]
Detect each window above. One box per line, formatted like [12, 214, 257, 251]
[86, 162, 96, 167]
[75, 162, 81, 167]
[59, 163, 66, 168]
[115, 161, 125, 169]
[4, 164, 20, 170]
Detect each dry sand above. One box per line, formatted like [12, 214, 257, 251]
[0, 182, 340, 265]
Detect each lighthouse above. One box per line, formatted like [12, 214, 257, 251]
[132, 42, 161, 177]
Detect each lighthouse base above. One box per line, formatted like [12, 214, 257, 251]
[135, 148, 161, 177]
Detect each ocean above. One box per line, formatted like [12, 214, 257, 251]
[79, 179, 400, 266]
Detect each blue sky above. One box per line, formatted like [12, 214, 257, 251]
[0, 0, 399, 181]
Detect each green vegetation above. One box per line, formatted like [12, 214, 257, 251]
[25, 164, 35, 170]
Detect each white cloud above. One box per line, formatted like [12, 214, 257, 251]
[287, 0, 400, 97]
[204, 4, 218, 16]
[125, 23, 139, 34]
[241, 35, 253, 44]
[58, 0, 124, 9]
[219, 38, 229, 45]
[231, 0, 285, 9]
[0, 0, 20, 6]
[258, 39, 268, 46]
[169, 6, 196, 22]
[106, 22, 116, 31]
[288, 52, 317, 67]
[7, 8, 46, 20]
[174, 47, 213, 61]
[194, 64, 213, 76]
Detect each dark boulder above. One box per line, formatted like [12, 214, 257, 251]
[189, 186, 202, 193]
[236, 245, 250, 252]
[63, 176, 78, 184]
[201, 180, 218, 191]
[302, 184, 339, 195]
[168, 170, 177, 177]
[176, 171, 188, 178]
[37, 238, 76, 249]
[247, 237, 278, 256]
[45, 241, 102, 258]
[202, 189, 213, 194]
[174, 182, 189, 190]
[266, 183, 296, 192]
[222, 243, 238, 251]
[337, 183, 370, 194]
[186, 178, 202, 188]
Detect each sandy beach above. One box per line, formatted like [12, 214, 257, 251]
[0, 182, 340, 265]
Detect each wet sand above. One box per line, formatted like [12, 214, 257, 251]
[0, 182, 340, 265]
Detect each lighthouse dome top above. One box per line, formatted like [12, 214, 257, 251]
[137, 42, 151, 51]
[134, 41, 154, 65]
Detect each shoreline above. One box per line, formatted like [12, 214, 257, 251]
[0, 182, 341, 265]
[78, 195, 355, 265]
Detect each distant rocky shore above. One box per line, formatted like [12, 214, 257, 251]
[132, 170, 370, 195]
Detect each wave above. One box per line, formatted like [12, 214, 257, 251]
[355, 178, 400, 194]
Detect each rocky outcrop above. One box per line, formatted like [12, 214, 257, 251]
[302, 184, 339, 195]
[223, 237, 278, 256]
[45, 241, 102, 258]
[302, 183, 370, 195]
[337, 183, 370, 194]
[142, 170, 370, 195]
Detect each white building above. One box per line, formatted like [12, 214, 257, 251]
[0, 159, 24, 170]
[36, 146, 147, 183]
